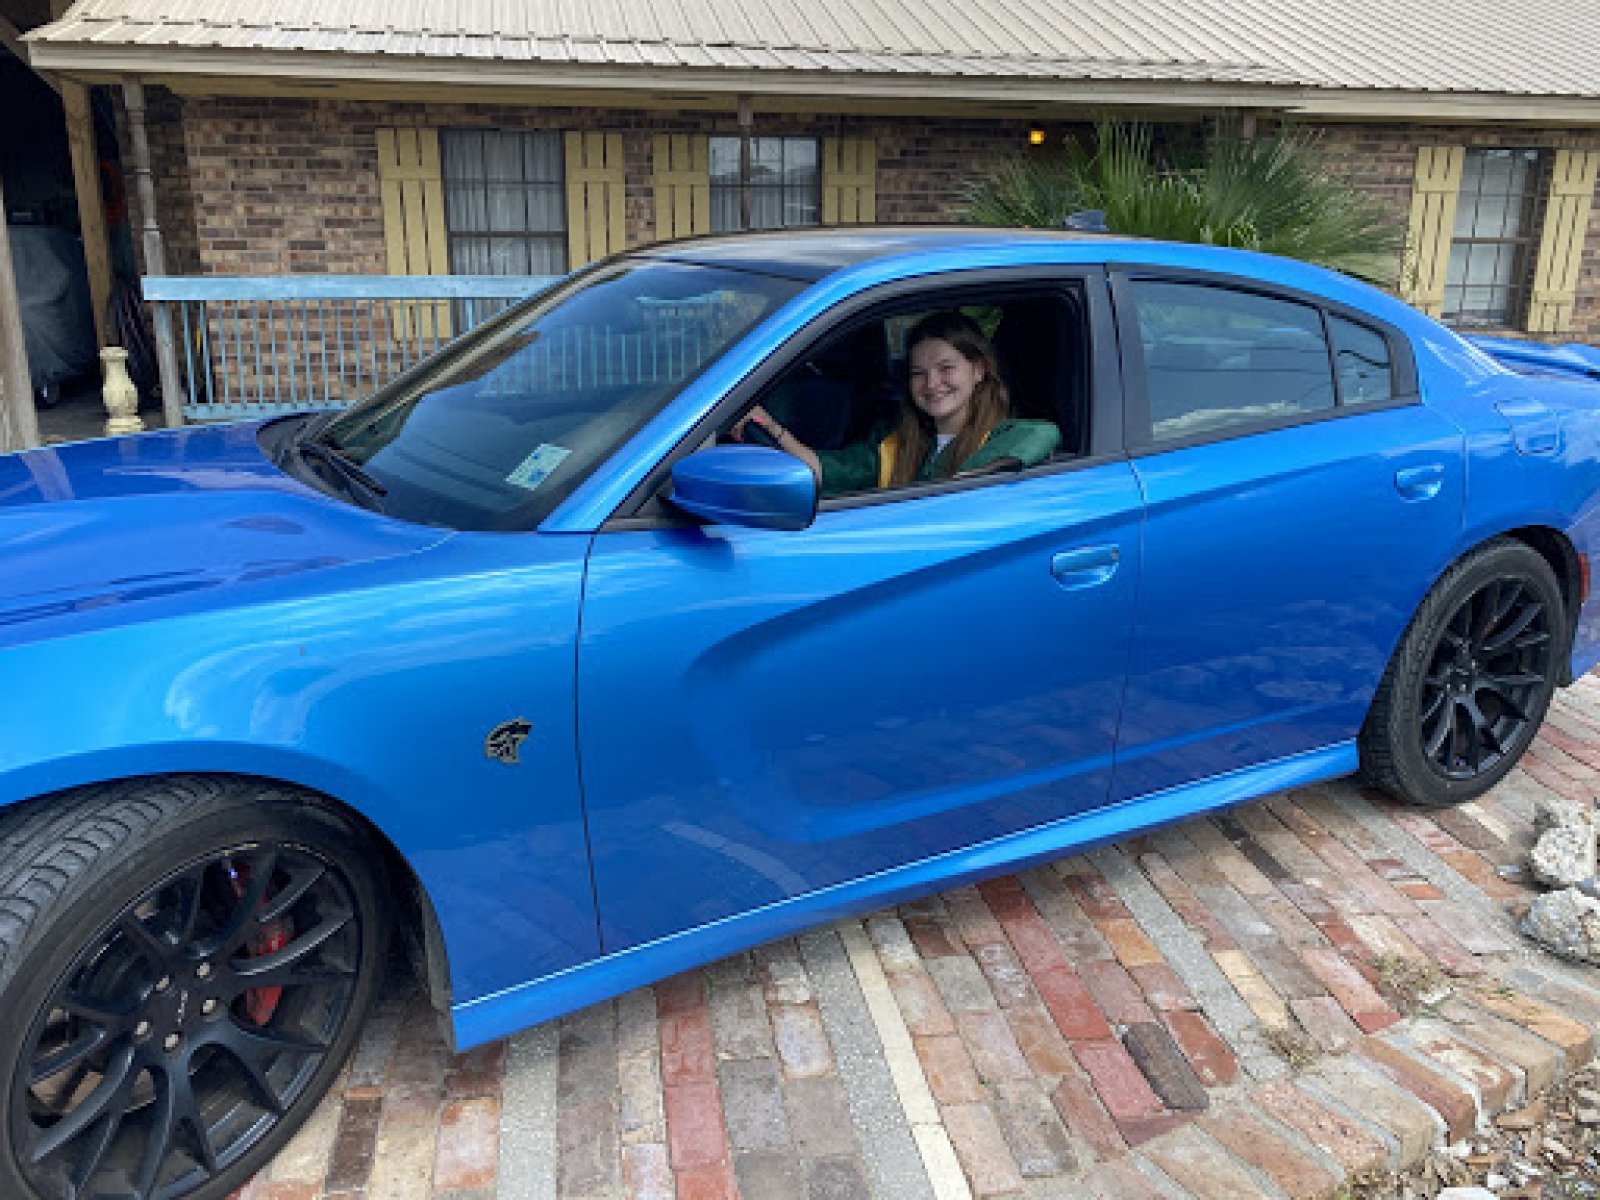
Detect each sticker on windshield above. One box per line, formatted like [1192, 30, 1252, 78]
[506, 444, 572, 491]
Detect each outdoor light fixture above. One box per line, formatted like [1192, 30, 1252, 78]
[1028, 128, 1047, 146]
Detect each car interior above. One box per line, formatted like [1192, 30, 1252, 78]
[1142, 324, 1336, 440]
[739, 286, 1092, 494]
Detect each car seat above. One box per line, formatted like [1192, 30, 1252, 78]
[991, 298, 1078, 454]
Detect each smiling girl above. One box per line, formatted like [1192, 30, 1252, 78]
[740, 311, 1060, 497]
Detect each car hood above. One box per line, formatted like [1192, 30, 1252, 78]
[0, 423, 450, 643]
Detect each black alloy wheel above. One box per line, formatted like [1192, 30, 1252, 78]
[0, 779, 387, 1200]
[1418, 575, 1553, 780]
[1362, 538, 1564, 806]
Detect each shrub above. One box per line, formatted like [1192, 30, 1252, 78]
[961, 122, 1404, 282]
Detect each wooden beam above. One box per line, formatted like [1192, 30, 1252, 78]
[0, 177, 42, 453]
[122, 79, 183, 428]
[62, 81, 110, 345]
[0, 15, 61, 96]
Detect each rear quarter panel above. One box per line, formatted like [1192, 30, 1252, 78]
[1405, 319, 1600, 677]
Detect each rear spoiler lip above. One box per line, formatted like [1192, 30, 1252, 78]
[1468, 335, 1600, 381]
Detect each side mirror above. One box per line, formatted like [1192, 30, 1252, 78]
[668, 445, 818, 531]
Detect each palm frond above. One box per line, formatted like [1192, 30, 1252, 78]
[959, 157, 1094, 229]
[960, 121, 1404, 282]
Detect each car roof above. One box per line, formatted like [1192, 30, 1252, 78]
[632, 226, 1137, 281]
[630, 225, 1422, 334]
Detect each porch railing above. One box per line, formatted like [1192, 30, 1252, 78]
[141, 275, 556, 421]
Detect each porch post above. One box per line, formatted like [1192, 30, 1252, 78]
[122, 79, 184, 428]
[738, 94, 753, 231]
[62, 82, 112, 347]
[0, 178, 41, 453]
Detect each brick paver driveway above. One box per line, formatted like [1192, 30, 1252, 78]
[234, 678, 1600, 1200]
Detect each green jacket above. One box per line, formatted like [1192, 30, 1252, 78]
[816, 419, 1061, 498]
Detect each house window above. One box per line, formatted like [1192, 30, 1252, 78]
[709, 136, 821, 232]
[441, 130, 567, 275]
[1441, 149, 1545, 329]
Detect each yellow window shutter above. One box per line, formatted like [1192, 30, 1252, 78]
[566, 132, 627, 268]
[653, 134, 711, 241]
[1526, 149, 1600, 334]
[822, 138, 877, 225]
[375, 127, 451, 340]
[1399, 145, 1465, 317]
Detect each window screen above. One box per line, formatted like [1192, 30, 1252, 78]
[1441, 149, 1544, 329]
[1134, 282, 1335, 443]
[442, 130, 567, 276]
[710, 136, 821, 233]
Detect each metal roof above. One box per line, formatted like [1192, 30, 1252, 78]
[24, 0, 1600, 102]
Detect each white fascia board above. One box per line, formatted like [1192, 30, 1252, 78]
[1283, 90, 1600, 124]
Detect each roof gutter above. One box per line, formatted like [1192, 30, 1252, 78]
[1283, 90, 1600, 124]
[24, 42, 1600, 126]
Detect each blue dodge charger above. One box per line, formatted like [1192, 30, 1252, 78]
[2, 228, 1599, 1200]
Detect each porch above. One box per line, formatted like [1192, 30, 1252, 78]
[35, 271, 779, 442]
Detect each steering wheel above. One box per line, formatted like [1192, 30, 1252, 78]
[742, 421, 783, 451]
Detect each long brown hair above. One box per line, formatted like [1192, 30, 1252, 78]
[887, 311, 1012, 487]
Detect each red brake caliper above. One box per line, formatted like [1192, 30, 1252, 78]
[224, 860, 291, 1025]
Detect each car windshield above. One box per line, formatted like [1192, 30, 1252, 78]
[312, 260, 804, 530]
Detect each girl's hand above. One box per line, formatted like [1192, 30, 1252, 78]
[734, 405, 783, 443]
[731, 405, 823, 482]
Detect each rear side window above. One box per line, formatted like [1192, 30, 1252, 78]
[1329, 314, 1394, 407]
[1133, 281, 1335, 443]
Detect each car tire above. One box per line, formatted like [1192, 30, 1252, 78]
[0, 776, 388, 1200]
[1361, 538, 1564, 807]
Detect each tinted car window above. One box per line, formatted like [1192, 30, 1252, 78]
[320, 261, 803, 530]
[1329, 314, 1395, 407]
[1134, 282, 1335, 443]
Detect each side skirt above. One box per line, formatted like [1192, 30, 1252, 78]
[450, 739, 1359, 1049]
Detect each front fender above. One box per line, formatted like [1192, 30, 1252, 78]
[0, 532, 598, 1011]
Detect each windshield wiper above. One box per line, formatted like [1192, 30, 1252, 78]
[297, 436, 389, 502]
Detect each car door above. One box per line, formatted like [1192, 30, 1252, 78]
[1109, 271, 1466, 803]
[576, 274, 1145, 952]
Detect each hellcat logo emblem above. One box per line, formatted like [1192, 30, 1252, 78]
[485, 719, 533, 765]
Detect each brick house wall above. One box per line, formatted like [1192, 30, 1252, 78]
[134, 91, 1600, 341]
[1309, 121, 1600, 339]
[136, 94, 1034, 273]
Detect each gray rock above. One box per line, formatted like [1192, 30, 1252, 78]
[1530, 820, 1598, 888]
[1523, 887, 1600, 965]
[1533, 793, 1593, 834]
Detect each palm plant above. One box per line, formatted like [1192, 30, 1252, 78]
[961, 122, 1404, 282]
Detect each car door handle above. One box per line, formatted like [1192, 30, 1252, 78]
[1050, 546, 1120, 590]
[1520, 428, 1562, 456]
[1394, 464, 1445, 502]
